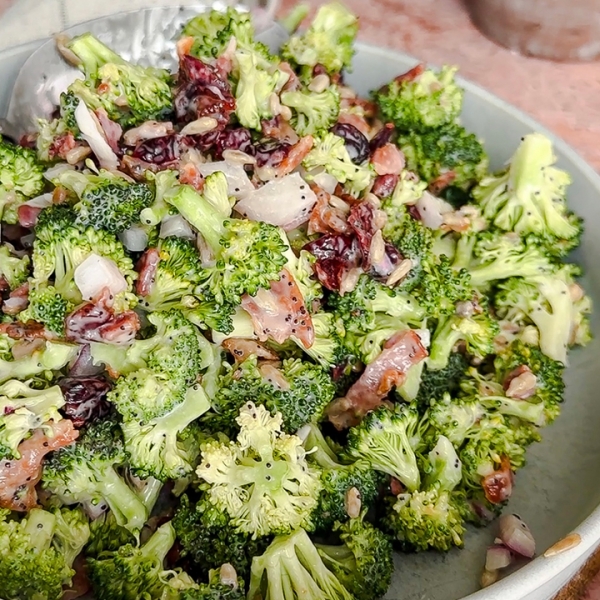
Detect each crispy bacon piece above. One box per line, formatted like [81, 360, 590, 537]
[135, 248, 160, 297]
[482, 457, 514, 504]
[307, 185, 349, 236]
[241, 269, 314, 349]
[259, 362, 291, 391]
[95, 108, 123, 154]
[327, 329, 428, 429]
[428, 171, 457, 196]
[222, 338, 279, 364]
[0, 319, 47, 341]
[337, 112, 370, 137]
[49, 132, 77, 160]
[395, 63, 426, 84]
[179, 161, 204, 191]
[0, 419, 79, 511]
[65, 302, 140, 346]
[371, 143, 405, 176]
[274, 135, 314, 178]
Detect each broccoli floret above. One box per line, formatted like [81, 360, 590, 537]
[281, 87, 340, 136]
[55, 170, 154, 234]
[179, 568, 246, 600]
[121, 383, 211, 481]
[281, 241, 324, 310]
[455, 230, 555, 289]
[248, 528, 354, 600]
[281, 2, 358, 78]
[345, 404, 421, 492]
[315, 517, 393, 600]
[374, 65, 463, 133]
[382, 435, 465, 551]
[86, 512, 136, 558]
[42, 418, 148, 533]
[139, 236, 202, 312]
[67, 33, 172, 127]
[197, 402, 322, 537]
[173, 493, 269, 580]
[18, 285, 74, 336]
[303, 311, 348, 370]
[494, 266, 591, 363]
[0, 507, 90, 600]
[232, 48, 289, 130]
[87, 520, 176, 600]
[0, 136, 45, 223]
[303, 423, 380, 531]
[33, 204, 136, 304]
[400, 124, 489, 190]
[140, 169, 179, 227]
[415, 352, 470, 406]
[428, 310, 499, 370]
[303, 133, 373, 196]
[0, 245, 30, 289]
[0, 379, 65, 460]
[473, 133, 582, 254]
[204, 355, 335, 436]
[164, 174, 287, 306]
[0, 340, 78, 384]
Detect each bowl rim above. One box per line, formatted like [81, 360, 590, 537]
[0, 20, 599, 600]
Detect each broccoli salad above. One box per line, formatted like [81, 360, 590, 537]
[0, 2, 592, 599]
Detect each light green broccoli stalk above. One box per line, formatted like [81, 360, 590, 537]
[0, 245, 30, 289]
[282, 2, 359, 78]
[0, 379, 65, 460]
[196, 402, 322, 538]
[473, 133, 582, 255]
[374, 65, 463, 133]
[303, 133, 373, 196]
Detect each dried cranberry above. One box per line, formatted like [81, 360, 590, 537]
[254, 139, 292, 168]
[58, 377, 111, 428]
[213, 127, 254, 159]
[331, 122, 369, 165]
[369, 123, 395, 154]
[132, 134, 179, 166]
[372, 173, 398, 198]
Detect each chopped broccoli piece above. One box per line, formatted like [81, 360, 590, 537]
[42, 418, 148, 533]
[415, 352, 470, 406]
[18, 285, 74, 336]
[374, 65, 463, 133]
[0, 379, 65, 460]
[302, 311, 348, 370]
[281, 87, 340, 136]
[67, 33, 173, 127]
[86, 512, 135, 559]
[0, 245, 30, 289]
[281, 2, 358, 77]
[197, 402, 322, 537]
[179, 568, 246, 600]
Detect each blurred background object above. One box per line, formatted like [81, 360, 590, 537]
[464, 0, 600, 62]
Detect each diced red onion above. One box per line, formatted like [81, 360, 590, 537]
[118, 226, 148, 252]
[23, 193, 53, 209]
[415, 191, 454, 230]
[2, 295, 29, 315]
[235, 172, 317, 231]
[74, 254, 128, 301]
[498, 513, 536, 558]
[485, 544, 513, 571]
[196, 160, 254, 199]
[159, 215, 195, 240]
[74, 99, 119, 170]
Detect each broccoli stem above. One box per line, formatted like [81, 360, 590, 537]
[98, 469, 148, 533]
[23, 509, 56, 553]
[304, 424, 339, 469]
[428, 317, 463, 371]
[281, 4, 310, 33]
[139, 521, 176, 564]
[69, 33, 125, 73]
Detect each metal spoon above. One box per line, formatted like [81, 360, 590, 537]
[4, 3, 290, 138]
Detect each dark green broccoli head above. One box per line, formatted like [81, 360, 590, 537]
[86, 512, 135, 559]
[74, 179, 153, 234]
[18, 285, 74, 336]
[316, 517, 394, 600]
[374, 65, 463, 133]
[180, 569, 246, 600]
[416, 352, 470, 407]
[59, 91, 81, 135]
[173, 493, 269, 581]
[400, 124, 489, 190]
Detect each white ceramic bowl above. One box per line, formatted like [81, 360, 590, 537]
[0, 14, 598, 600]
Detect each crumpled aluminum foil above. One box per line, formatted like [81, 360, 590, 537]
[6, 2, 288, 136]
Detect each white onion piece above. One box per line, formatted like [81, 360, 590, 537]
[416, 191, 454, 230]
[118, 226, 148, 252]
[23, 193, 53, 209]
[74, 253, 127, 301]
[44, 163, 75, 182]
[74, 99, 119, 170]
[498, 514, 536, 558]
[196, 161, 254, 199]
[485, 544, 513, 571]
[159, 215, 195, 240]
[414, 328, 431, 348]
[235, 172, 317, 231]
[312, 171, 338, 194]
[82, 499, 108, 520]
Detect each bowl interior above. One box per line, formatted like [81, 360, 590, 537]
[1, 31, 599, 600]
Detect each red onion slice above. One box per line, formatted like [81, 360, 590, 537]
[485, 544, 513, 571]
[498, 513, 536, 558]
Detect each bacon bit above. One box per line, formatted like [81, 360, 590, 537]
[259, 362, 291, 391]
[504, 365, 537, 400]
[307, 185, 350, 236]
[135, 248, 160, 297]
[222, 338, 279, 364]
[176, 36, 195, 59]
[428, 170, 457, 196]
[0, 319, 46, 341]
[0, 276, 8, 293]
[17, 204, 42, 229]
[279, 61, 301, 92]
[95, 108, 123, 154]
[241, 269, 314, 349]
[482, 457, 514, 504]
[372, 173, 399, 199]
[65, 302, 140, 346]
[327, 329, 428, 429]
[11, 338, 46, 360]
[372, 143, 405, 176]
[390, 478, 405, 496]
[0, 419, 79, 511]
[394, 63, 426, 84]
[337, 112, 370, 137]
[275, 135, 314, 178]
[179, 162, 204, 191]
[261, 116, 299, 145]
[49, 132, 77, 160]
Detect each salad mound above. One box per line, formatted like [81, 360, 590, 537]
[0, 3, 591, 599]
